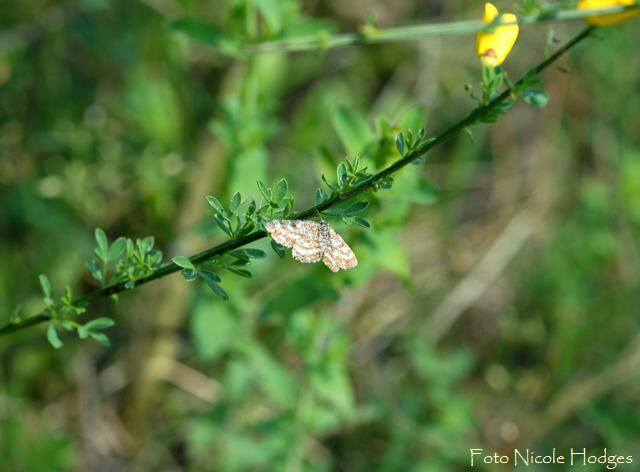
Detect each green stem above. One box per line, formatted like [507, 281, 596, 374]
[0, 26, 595, 338]
[242, 5, 632, 55]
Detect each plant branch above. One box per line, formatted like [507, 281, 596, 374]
[242, 5, 632, 54]
[0, 26, 595, 338]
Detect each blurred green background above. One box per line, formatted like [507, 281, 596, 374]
[2, 1, 640, 470]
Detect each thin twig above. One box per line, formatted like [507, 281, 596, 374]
[241, 5, 633, 55]
[0, 27, 595, 338]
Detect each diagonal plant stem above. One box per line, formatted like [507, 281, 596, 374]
[0, 26, 595, 338]
[242, 5, 633, 55]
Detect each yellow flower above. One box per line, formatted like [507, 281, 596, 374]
[577, 0, 640, 26]
[476, 3, 519, 68]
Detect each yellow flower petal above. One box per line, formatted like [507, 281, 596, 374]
[577, 0, 640, 26]
[476, 2, 519, 67]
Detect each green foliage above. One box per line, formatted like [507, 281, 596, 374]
[76, 317, 115, 346]
[521, 88, 550, 107]
[395, 128, 436, 163]
[1, 2, 639, 471]
[87, 228, 161, 290]
[207, 179, 294, 239]
[115, 237, 163, 290]
[39, 274, 114, 348]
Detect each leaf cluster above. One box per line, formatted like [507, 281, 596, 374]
[173, 179, 296, 299]
[173, 247, 266, 301]
[39, 274, 113, 349]
[465, 66, 549, 125]
[87, 229, 163, 290]
[395, 128, 436, 165]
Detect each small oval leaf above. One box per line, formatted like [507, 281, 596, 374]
[274, 178, 288, 203]
[39, 274, 52, 298]
[395, 133, 405, 155]
[229, 192, 242, 213]
[271, 241, 286, 258]
[172, 256, 195, 270]
[47, 324, 63, 349]
[206, 196, 224, 213]
[352, 217, 371, 229]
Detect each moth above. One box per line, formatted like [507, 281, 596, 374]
[264, 220, 358, 272]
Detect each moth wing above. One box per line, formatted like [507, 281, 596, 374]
[322, 226, 358, 272]
[265, 220, 306, 248]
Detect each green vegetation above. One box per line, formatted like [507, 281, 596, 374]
[1, 1, 639, 470]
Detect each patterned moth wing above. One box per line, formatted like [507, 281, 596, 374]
[322, 224, 358, 272]
[264, 220, 358, 271]
[264, 220, 324, 264]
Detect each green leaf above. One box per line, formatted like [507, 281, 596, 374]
[108, 237, 126, 261]
[322, 175, 338, 192]
[207, 282, 229, 300]
[352, 217, 371, 229]
[86, 260, 103, 283]
[95, 228, 109, 262]
[331, 106, 374, 157]
[206, 195, 225, 214]
[230, 248, 266, 260]
[172, 256, 195, 270]
[245, 197, 256, 215]
[39, 274, 54, 306]
[244, 248, 266, 259]
[257, 180, 272, 202]
[77, 325, 89, 339]
[89, 331, 112, 346]
[395, 133, 405, 155]
[324, 201, 368, 216]
[315, 188, 328, 205]
[140, 236, 155, 252]
[39, 274, 52, 298]
[169, 17, 241, 56]
[198, 269, 221, 284]
[10, 304, 23, 324]
[182, 269, 198, 281]
[522, 88, 549, 107]
[85, 317, 115, 331]
[47, 324, 63, 349]
[271, 241, 286, 258]
[61, 285, 72, 305]
[337, 162, 348, 187]
[345, 201, 368, 214]
[281, 197, 294, 217]
[274, 178, 288, 203]
[225, 267, 252, 278]
[379, 176, 394, 190]
[214, 215, 233, 236]
[229, 191, 242, 213]
[545, 29, 557, 58]
[416, 137, 436, 153]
